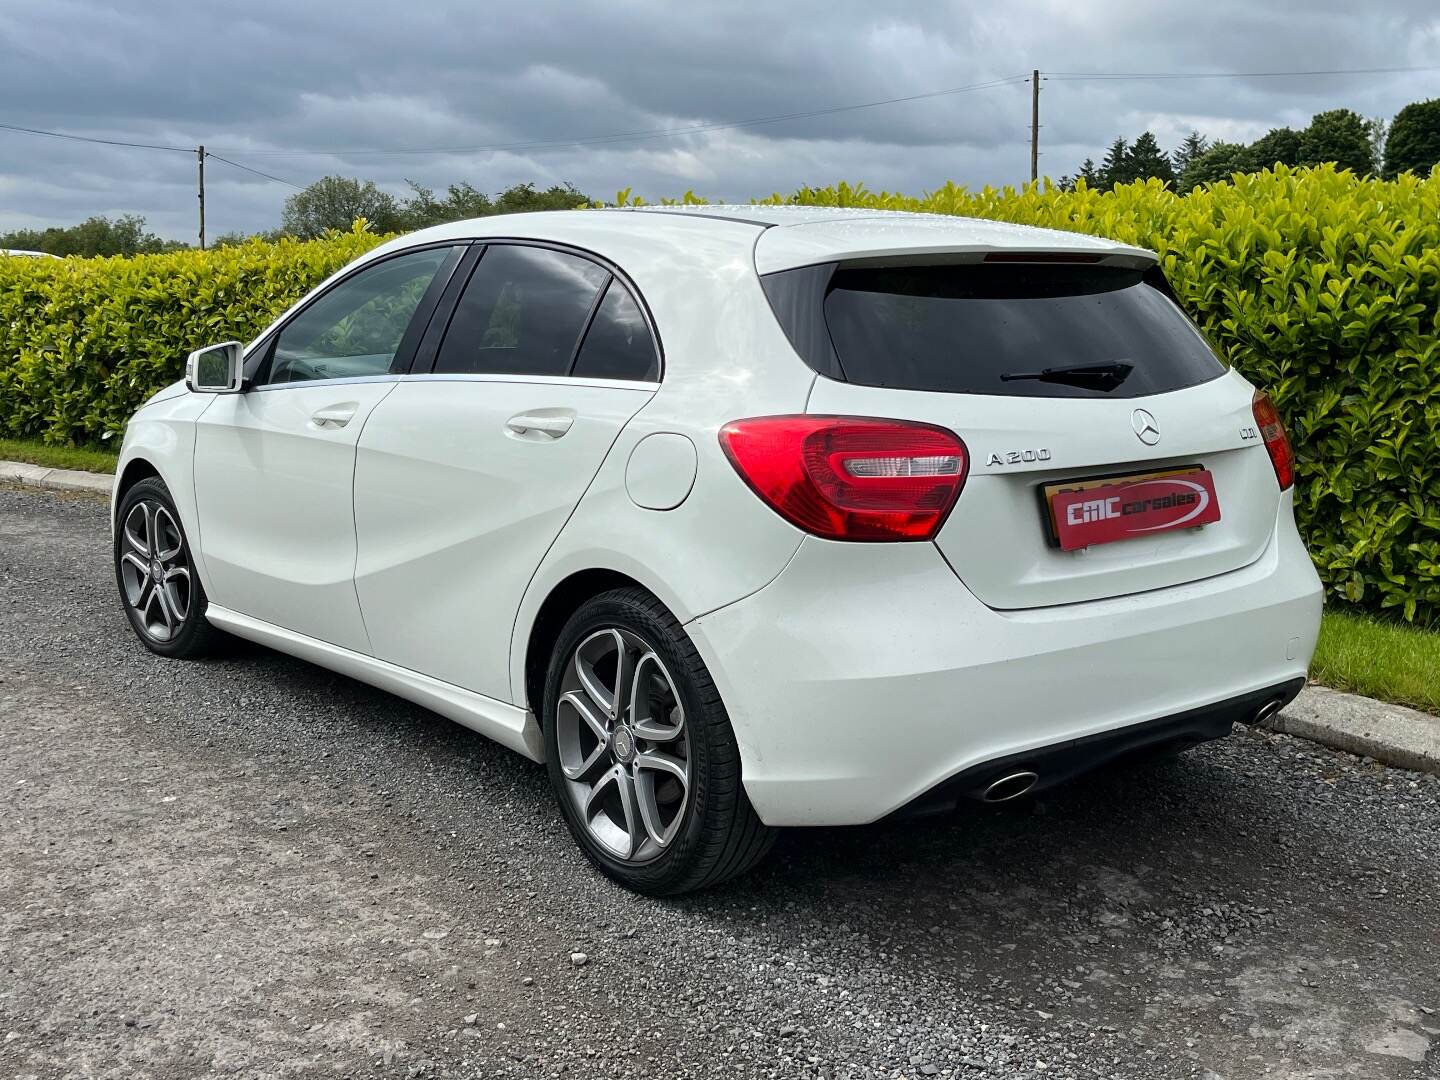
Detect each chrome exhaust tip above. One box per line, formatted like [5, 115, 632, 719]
[981, 770, 1040, 803]
[1252, 698, 1285, 725]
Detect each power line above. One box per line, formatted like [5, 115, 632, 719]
[0, 121, 193, 153]
[210, 74, 1033, 158]
[1047, 64, 1440, 82]
[205, 152, 302, 188]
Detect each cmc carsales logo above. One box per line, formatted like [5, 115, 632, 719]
[1051, 473, 1222, 551]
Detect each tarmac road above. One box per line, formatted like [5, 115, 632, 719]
[1, 483, 1437, 1079]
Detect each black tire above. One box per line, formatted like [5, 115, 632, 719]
[114, 476, 223, 659]
[542, 587, 775, 895]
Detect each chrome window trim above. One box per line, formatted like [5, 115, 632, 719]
[402, 372, 659, 392]
[249, 374, 402, 393]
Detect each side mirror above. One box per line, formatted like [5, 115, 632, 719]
[185, 341, 245, 393]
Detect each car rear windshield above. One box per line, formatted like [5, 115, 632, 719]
[763, 262, 1226, 398]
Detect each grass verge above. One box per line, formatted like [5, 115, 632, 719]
[0, 436, 118, 474]
[1313, 610, 1440, 715]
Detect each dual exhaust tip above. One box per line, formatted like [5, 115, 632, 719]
[977, 697, 1286, 805]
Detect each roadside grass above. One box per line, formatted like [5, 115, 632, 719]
[0, 436, 118, 474]
[1313, 610, 1440, 715]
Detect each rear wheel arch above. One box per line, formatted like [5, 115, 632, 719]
[523, 568, 651, 715]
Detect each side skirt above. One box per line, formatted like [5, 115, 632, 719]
[204, 605, 545, 762]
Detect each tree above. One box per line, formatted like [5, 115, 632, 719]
[1126, 131, 1175, 186]
[491, 182, 589, 214]
[1098, 137, 1130, 186]
[1246, 127, 1302, 170]
[1171, 131, 1211, 177]
[1383, 98, 1440, 178]
[1298, 109, 1375, 175]
[1366, 117, 1389, 173]
[397, 180, 590, 230]
[0, 214, 184, 257]
[1178, 141, 1250, 189]
[281, 176, 402, 239]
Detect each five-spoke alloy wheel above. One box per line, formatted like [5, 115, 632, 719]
[114, 476, 220, 658]
[543, 587, 775, 895]
[556, 627, 692, 863]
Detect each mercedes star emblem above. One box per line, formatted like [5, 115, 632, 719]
[1132, 408, 1160, 445]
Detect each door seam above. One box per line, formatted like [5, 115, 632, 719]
[349, 379, 403, 656]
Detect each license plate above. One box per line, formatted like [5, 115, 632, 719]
[1044, 466, 1221, 551]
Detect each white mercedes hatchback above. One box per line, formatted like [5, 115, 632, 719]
[113, 206, 1323, 894]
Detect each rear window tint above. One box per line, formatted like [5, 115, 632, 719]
[571, 280, 659, 381]
[766, 263, 1225, 398]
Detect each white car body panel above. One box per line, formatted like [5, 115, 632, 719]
[111, 205, 1324, 834]
[353, 375, 655, 701]
[193, 379, 399, 653]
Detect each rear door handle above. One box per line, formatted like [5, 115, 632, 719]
[311, 403, 358, 429]
[506, 410, 574, 439]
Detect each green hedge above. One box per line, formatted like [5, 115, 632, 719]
[2, 168, 1437, 622]
[0, 223, 386, 445]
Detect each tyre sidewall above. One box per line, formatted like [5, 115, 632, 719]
[542, 592, 721, 895]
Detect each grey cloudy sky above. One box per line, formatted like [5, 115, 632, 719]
[2, 1, 1438, 241]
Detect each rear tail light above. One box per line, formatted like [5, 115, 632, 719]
[1251, 391, 1295, 490]
[719, 416, 968, 541]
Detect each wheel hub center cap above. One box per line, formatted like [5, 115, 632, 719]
[612, 727, 636, 765]
[151, 561, 164, 583]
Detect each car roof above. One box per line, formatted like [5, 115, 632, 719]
[622, 204, 1156, 274]
[380, 203, 1155, 279]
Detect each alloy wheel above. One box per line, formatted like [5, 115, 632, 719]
[555, 627, 692, 863]
[118, 500, 192, 643]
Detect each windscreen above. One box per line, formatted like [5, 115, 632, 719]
[809, 263, 1226, 397]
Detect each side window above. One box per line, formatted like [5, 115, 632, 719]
[267, 247, 452, 385]
[433, 245, 608, 376]
[571, 280, 659, 381]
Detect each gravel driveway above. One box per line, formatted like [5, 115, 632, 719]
[2, 483, 1437, 1080]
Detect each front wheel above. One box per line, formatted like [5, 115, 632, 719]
[542, 587, 774, 895]
[114, 476, 222, 659]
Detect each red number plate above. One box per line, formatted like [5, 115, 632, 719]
[1045, 467, 1222, 551]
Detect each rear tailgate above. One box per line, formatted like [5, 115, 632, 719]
[763, 253, 1284, 610]
[808, 372, 1278, 608]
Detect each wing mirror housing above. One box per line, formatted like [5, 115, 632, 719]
[185, 341, 245, 393]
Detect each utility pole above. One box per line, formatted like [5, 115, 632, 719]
[197, 145, 206, 250]
[1030, 70, 1040, 185]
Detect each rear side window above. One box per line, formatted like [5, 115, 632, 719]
[765, 263, 1225, 398]
[434, 245, 608, 376]
[571, 280, 659, 382]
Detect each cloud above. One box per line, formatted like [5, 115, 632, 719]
[1, 0, 1437, 239]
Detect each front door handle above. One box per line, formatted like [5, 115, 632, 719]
[311, 403, 358, 429]
[506, 410, 574, 439]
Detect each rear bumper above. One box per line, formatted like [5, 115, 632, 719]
[686, 499, 1323, 827]
[890, 676, 1305, 818]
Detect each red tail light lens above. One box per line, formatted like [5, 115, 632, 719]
[719, 416, 968, 541]
[1251, 391, 1295, 490]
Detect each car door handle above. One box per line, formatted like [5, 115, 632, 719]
[506, 411, 574, 439]
[311, 403, 358, 429]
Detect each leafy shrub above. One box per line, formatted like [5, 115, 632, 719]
[3, 168, 1438, 622]
[0, 223, 386, 445]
